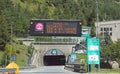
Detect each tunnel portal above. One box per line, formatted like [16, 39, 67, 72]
[43, 49, 66, 66]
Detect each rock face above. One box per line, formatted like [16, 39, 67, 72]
[109, 61, 119, 69]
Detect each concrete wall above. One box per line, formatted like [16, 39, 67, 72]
[18, 38, 76, 67]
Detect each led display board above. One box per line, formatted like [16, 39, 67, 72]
[29, 19, 82, 36]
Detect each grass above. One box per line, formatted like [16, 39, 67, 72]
[0, 43, 28, 67]
[89, 64, 120, 74]
[76, 54, 120, 73]
[91, 68, 120, 73]
[15, 44, 28, 67]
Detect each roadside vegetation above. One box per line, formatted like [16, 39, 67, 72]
[90, 65, 120, 73]
[0, 38, 34, 67]
[0, 39, 26, 67]
[100, 33, 120, 65]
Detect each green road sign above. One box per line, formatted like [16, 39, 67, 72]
[82, 26, 91, 37]
[87, 38, 100, 64]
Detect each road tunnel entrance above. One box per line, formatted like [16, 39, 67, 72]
[43, 49, 66, 66]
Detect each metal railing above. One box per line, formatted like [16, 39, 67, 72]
[0, 68, 15, 74]
[65, 63, 85, 73]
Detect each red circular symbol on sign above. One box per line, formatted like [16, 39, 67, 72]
[35, 22, 44, 31]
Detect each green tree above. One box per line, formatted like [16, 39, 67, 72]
[0, 0, 15, 50]
[0, 14, 11, 51]
[101, 32, 120, 61]
[111, 40, 120, 61]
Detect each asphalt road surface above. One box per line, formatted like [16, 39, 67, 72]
[20, 66, 80, 74]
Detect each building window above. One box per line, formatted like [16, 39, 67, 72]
[104, 28, 106, 31]
[107, 28, 109, 31]
[110, 27, 112, 31]
[100, 28, 103, 31]
[110, 32, 112, 36]
[104, 32, 106, 36]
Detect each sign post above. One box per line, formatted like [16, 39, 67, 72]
[87, 38, 100, 72]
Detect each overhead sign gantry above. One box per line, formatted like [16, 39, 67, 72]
[29, 19, 82, 36]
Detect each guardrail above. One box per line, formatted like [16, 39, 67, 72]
[0, 68, 16, 74]
[65, 64, 85, 73]
[20, 65, 36, 70]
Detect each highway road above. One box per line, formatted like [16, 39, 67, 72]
[20, 66, 80, 74]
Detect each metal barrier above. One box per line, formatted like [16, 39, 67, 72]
[0, 68, 16, 74]
[65, 64, 84, 73]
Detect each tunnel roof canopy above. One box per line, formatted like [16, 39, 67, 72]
[44, 49, 64, 55]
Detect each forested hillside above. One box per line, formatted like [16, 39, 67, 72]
[1, 0, 120, 51]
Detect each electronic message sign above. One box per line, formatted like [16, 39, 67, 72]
[29, 19, 82, 36]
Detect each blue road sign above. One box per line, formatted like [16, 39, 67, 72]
[11, 55, 16, 61]
[68, 53, 77, 63]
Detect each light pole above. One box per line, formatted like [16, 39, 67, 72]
[96, 1, 99, 22]
[96, 1, 100, 71]
[96, 0, 99, 37]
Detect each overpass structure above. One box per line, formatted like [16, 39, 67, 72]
[19, 38, 77, 67]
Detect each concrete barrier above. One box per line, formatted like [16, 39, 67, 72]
[0, 68, 15, 74]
